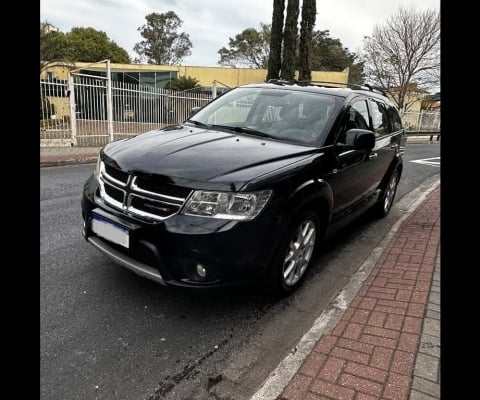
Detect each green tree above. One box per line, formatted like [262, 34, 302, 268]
[40, 23, 71, 72]
[266, 0, 285, 80]
[218, 24, 270, 68]
[281, 0, 300, 80]
[309, 30, 364, 84]
[166, 75, 201, 91]
[298, 0, 316, 81]
[65, 27, 130, 63]
[362, 5, 440, 111]
[134, 11, 192, 65]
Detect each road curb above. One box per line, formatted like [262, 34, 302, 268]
[250, 176, 441, 400]
[40, 157, 98, 167]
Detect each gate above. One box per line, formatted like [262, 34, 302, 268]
[41, 60, 213, 147]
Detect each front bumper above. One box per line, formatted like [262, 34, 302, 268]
[81, 175, 283, 288]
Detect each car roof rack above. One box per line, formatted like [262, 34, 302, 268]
[266, 79, 387, 97]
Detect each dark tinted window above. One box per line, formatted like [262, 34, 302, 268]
[347, 100, 370, 130]
[368, 100, 389, 135]
[336, 99, 371, 144]
[387, 105, 403, 132]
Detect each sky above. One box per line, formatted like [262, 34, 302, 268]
[40, 0, 440, 67]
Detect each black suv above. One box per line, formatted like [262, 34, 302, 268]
[81, 81, 405, 294]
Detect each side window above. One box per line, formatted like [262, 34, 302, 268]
[336, 100, 370, 144]
[347, 100, 370, 130]
[368, 100, 389, 135]
[387, 105, 403, 132]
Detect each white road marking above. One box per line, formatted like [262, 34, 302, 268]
[410, 157, 440, 167]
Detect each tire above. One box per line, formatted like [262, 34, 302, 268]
[269, 210, 320, 295]
[375, 169, 399, 218]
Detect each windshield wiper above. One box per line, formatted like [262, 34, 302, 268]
[211, 125, 275, 139]
[185, 119, 210, 128]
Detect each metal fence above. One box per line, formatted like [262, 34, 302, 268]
[40, 75, 213, 147]
[401, 111, 440, 133]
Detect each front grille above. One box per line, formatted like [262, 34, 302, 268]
[134, 177, 191, 199]
[104, 181, 125, 203]
[129, 195, 181, 218]
[104, 164, 129, 185]
[97, 162, 191, 221]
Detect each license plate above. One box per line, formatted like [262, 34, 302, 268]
[91, 215, 129, 248]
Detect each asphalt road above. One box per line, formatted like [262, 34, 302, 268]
[40, 142, 440, 400]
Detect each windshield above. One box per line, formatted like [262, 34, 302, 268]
[188, 87, 342, 145]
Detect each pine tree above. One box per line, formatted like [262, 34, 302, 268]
[266, 0, 285, 80]
[298, 0, 316, 81]
[281, 0, 300, 80]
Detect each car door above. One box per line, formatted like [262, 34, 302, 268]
[327, 97, 380, 221]
[367, 98, 399, 187]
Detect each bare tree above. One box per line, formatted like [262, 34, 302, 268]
[362, 5, 440, 112]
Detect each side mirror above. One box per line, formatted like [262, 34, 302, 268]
[345, 129, 375, 150]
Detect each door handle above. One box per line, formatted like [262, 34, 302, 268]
[390, 144, 398, 149]
[369, 152, 378, 161]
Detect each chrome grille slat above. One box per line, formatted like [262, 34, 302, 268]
[97, 162, 190, 221]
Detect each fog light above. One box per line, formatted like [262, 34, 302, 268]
[196, 264, 207, 279]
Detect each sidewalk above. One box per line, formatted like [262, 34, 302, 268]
[276, 186, 440, 400]
[40, 146, 101, 167]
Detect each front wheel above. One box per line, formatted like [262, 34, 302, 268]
[375, 169, 399, 218]
[269, 210, 319, 295]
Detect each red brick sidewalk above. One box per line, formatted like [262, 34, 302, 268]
[279, 186, 440, 400]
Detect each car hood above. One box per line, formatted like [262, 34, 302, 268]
[103, 126, 319, 189]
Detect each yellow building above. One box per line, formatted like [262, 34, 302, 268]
[41, 61, 349, 91]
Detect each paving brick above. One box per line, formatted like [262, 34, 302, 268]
[386, 283, 415, 291]
[428, 292, 440, 306]
[299, 352, 328, 377]
[365, 291, 396, 301]
[332, 321, 348, 337]
[383, 372, 411, 400]
[377, 299, 408, 310]
[337, 338, 374, 355]
[397, 333, 420, 353]
[358, 298, 377, 311]
[395, 289, 412, 302]
[342, 323, 365, 340]
[413, 353, 439, 382]
[355, 393, 378, 400]
[330, 347, 370, 365]
[310, 378, 355, 400]
[411, 291, 429, 304]
[403, 316, 423, 334]
[363, 326, 399, 340]
[408, 390, 437, 400]
[314, 335, 338, 354]
[360, 334, 397, 349]
[344, 361, 387, 383]
[318, 356, 346, 383]
[366, 311, 387, 327]
[384, 314, 404, 331]
[423, 318, 440, 336]
[281, 373, 312, 400]
[375, 305, 407, 316]
[425, 310, 440, 320]
[339, 373, 383, 397]
[370, 347, 394, 371]
[392, 350, 415, 375]
[406, 303, 425, 318]
[411, 376, 440, 398]
[303, 393, 325, 400]
[350, 309, 371, 324]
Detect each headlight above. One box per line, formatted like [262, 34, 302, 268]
[93, 155, 101, 182]
[182, 190, 272, 220]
